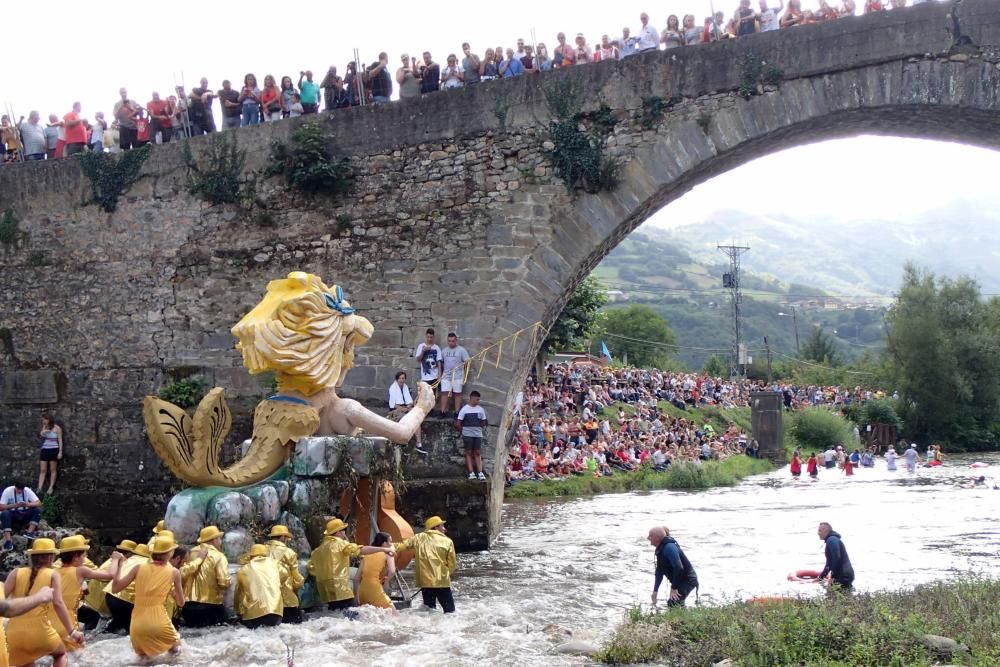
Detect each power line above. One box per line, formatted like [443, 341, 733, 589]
[772, 351, 875, 375]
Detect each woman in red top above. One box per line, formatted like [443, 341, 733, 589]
[260, 75, 283, 122]
[806, 453, 819, 478]
[864, 0, 884, 13]
[790, 452, 802, 477]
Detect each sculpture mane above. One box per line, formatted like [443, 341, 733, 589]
[144, 272, 423, 488]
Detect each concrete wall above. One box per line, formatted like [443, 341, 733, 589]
[1, 0, 998, 546]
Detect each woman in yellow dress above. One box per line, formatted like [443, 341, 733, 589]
[112, 535, 184, 658]
[3, 538, 82, 667]
[353, 532, 396, 610]
[55, 536, 123, 652]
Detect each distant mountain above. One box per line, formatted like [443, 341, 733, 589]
[645, 199, 1000, 297]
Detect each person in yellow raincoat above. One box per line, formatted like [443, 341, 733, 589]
[113, 535, 184, 658]
[395, 516, 457, 613]
[146, 520, 165, 551]
[105, 542, 150, 633]
[3, 538, 83, 667]
[307, 518, 394, 611]
[235, 544, 286, 628]
[182, 525, 231, 627]
[0, 582, 56, 667]
[55, 535, 123, 652]
[79, 539, 134, 630]
[353, 532, 396, 610]
[265, 525, 304, 623]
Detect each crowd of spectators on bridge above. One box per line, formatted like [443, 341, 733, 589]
[2, 0, 931, 163]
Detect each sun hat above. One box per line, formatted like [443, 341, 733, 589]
[132, 544, 151, 558]
[424, 516, 446, 531]
[152, 520, 165, 535]
[197, 526, 224, 544]
[116, 539, 137, 553]
[27, 538, 60, 556]
[269, 525, 291, 539]
[58, 535, 90, 554]
[324, 518, 348, 536]
[150, 535, 178, 555]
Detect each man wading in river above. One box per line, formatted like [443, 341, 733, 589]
[817, 522, 855, 591]
[647, 526, 698, 607]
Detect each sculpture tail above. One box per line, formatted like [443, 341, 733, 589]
[143, 388, 233, 485]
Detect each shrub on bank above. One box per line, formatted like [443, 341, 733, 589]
[790, 408, 852, 452]
[504, 457, 772, 499]
[599, 577, 1000, 665]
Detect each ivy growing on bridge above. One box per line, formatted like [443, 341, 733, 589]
[78, 144, 151, 212]
[0, 210, 19, 245]
[738, 52, 785, 99]
[182, 132, 256, 206]
[267, 122, 352, 195]
[543, 79, 618, 194]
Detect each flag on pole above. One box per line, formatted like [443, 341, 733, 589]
[601, 340, 612, 361]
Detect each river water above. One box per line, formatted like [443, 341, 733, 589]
[72, 453, 1000, 667]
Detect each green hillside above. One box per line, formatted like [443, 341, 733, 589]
[595, 234, 884, 369]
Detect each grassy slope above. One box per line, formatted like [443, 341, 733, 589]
[599, 578, 1000, 666]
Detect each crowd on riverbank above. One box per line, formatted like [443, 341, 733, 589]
[507, 364, 762, 484]
[2, 1, 929, 161]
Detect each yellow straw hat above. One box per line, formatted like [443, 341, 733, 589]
[116, 539, 137, 553]
[269, 525, 291, 538]
[58, 535, 90, 554]
[27, 538, 60, 556]
[152, 520, 165, 535]
[132, 544, 151, 558]
[424, 516, 446, 531]
[324, 518, 348, 536]
[157, 530, 175, 542]
[197, 526, 225, 544]
[150, 535, 178, 555]
[247, 544, 269, 559]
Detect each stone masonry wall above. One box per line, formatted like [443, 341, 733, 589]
[0, 0, 997, 547]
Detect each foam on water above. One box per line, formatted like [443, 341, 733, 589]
[68, 453, 1000, 667]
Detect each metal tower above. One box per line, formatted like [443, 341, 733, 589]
[718, 243, 750, 377]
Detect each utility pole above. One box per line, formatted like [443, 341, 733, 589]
[764, 336, 773, 385]
[718, 243, 750, 378]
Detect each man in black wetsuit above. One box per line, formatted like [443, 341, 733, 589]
[818, 522, 855, 591]
[647, 526, 699, 607]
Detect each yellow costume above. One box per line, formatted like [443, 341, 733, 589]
[358, 552, 392, 608]
[186, 543, 230, 604]
[395, 527, 456, 588]
[130, 562, 179, 657]
[235, 546, 286, 622]
[6, 568, 62, 666]
[307, 534, 361, 604]
[266, 535, 303, 610]
[82, 558, 113, 618]
[55, 566, 83, 652]
[106, 549, 149, 604]
[0, 586, 8, 667]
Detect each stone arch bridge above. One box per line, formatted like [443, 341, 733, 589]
[0, 0, 997, 547]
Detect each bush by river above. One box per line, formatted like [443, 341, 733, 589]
[505, 456, 772, 499]
[598, 577, 1000, 666]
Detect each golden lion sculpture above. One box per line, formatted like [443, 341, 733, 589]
[143, 272, 433, 487]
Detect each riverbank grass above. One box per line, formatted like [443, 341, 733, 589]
[505, 455, 772, 499]
[599, 577, 1000, 666]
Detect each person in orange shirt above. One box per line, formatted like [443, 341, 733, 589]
[62, 103, 88, 156]
[146, 93, 174, 144]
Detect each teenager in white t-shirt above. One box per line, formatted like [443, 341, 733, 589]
[413, 328, 443, 414]
[439, 333, 471, 418]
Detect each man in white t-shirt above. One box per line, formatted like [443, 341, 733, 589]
[1, 480, 42, 551]
[758, 0, 783, 31]
[439, 333, 471, 418]
[414, 328, 443, 414]
[456, 391, 488, 481]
